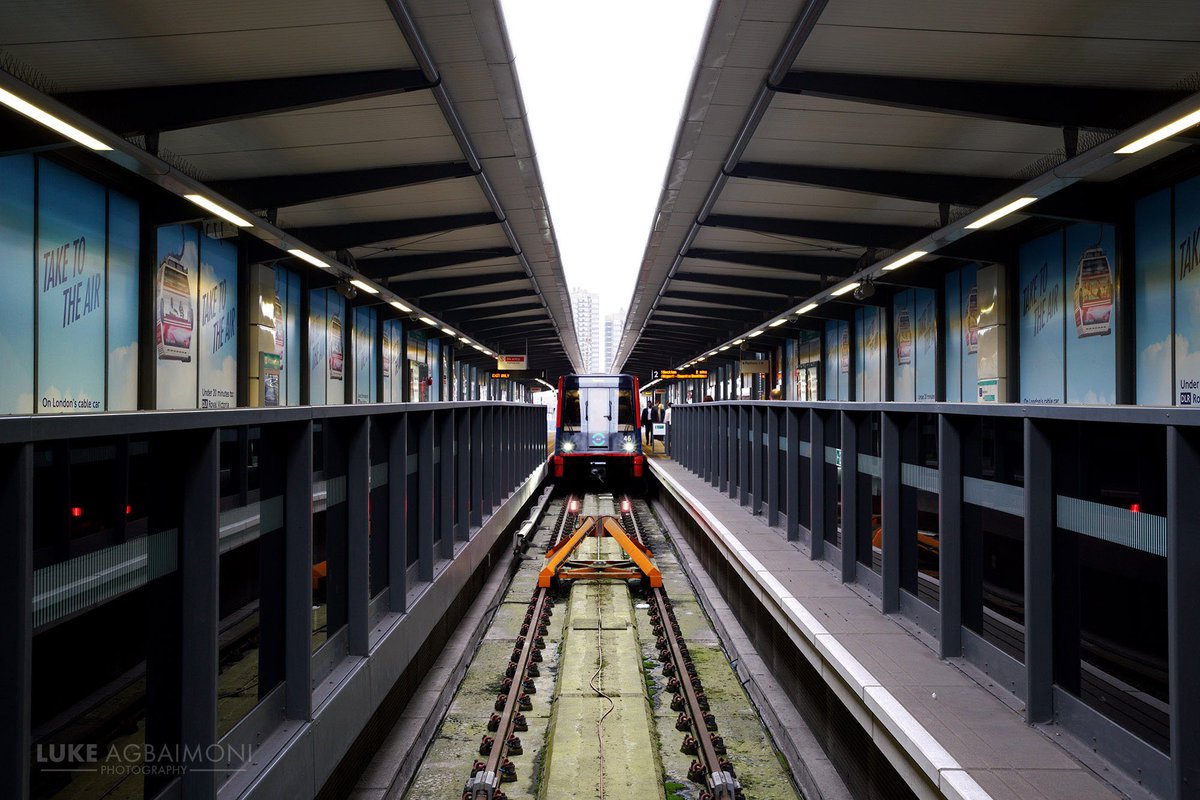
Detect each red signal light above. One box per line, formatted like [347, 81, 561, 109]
[621, 499, 631, 513]
[1130, 503, 1140, 513]
[71, 506, 83, 518]
[125, 504, 132, 515]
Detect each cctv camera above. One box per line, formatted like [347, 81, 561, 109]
[853, 278, 875, 301]
[336, 280, 358, 301]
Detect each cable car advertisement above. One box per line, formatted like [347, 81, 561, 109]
[0, 155, 34, 414]
[155, 225, 199, 409]
[1066, 223, 1116, 404]
[383, 319, 404, 402]
[107, 193, 140, 411]
[893, 289, 936, 402]
[1135, 189, 1173, 405]
[915, 289, 937, 401]
[1019, 231, 1065, 404]
[353, 306, 376, 404]
[37, 162, 107, 414]
[198, 236, 237, 409]
[308, 289, 326, 404]
[893, 291, 915, 400]
[1175, 176, 1200, 406]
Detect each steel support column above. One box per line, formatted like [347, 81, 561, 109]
[457, 408, 471, 540]
[750, 406, 763, 513]
[285, 421, 314, 719]
[439, 410, 455, 559]
[840, 411, 858, 583]
[810, 410, 825, 561]
[471, 406, 484, 528]
[180, 429, 219, 800]
[0, 444, 31, 800]
[483, 408, 496, 512]
[938, 414, 963, 658]
[1024, 418, 1053, 723]
[347, 417, 370, 656]
[1168, 426, 1200, 799]
[881, 411, 901, 613]
[388, 414, 408, 613]
[738, 406, 750, 506]
[767, 407, 780, 527]
[785, 408, 800, 541]
[418, 411, 435, 582]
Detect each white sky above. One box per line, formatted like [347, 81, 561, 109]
[499, 1, 711, 323]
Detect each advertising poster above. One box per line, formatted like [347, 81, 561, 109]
[383, 319, 404, 402]
[198, 236, 237, 409]
[353, 306, 376, 404]
[286, 272, 300, 406]
[856, 306, 885, 401]
[944, 270, 962, 401]
[409, 329, 427, 401]
[107, 193, 139, 411]
[914, 288, 937, 401]
[430, 337, 442, 402]
[1065, 223, 1116, 404]
[1019, 231, 1065, 404]
[1175, 176, 1200, 406]
[893, 291, 915, 400]
[960, 264, 979, 402]
[38, 161, 106, 414]
[824, 321, 839, 400]
[0, 155, 34, 414]
[154, 224, 199, 408]
[326, 291, 345, 404]
[308, 288, 327, 405]
[1135, 190, 1173, 405]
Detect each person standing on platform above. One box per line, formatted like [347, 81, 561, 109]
[664, 402, 673, 454]
[641, 400, 652, 445]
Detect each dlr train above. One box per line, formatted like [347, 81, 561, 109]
[551, 373, 644, 485]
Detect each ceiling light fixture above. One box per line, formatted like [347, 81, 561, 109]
[768, 319, 787, 327]
[881, 250, 929, 271]
[733, 338, 745, 345]
[748, 329, 764, 338]
[389, 300, 411, 312]
[288, 248, 332, 269]
[184, 194, 253, 228]
[349, 279, 378, 295]
[419, 316, 437, 326]
[964, 197, 1038, 230]
[831, 281, 860, 297]
[719, 345, 730, 351]
[1116, 107, 1200, 154]
[441, 327, 455, 336]
[797, 302, 819, 315]
[0, 87, 112, 150]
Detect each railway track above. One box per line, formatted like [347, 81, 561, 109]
[462, 493, 743, 800]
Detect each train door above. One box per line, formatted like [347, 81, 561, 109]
[583, 386, 617, 448]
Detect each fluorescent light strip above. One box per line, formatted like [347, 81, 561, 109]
[459, 337, 470, 344]
[441, 327, 455, 336]
[964, 197, 1038, 230]
[389, 300, 411, 312]
[797, 302, 819, 314]
[881, 250, 929, 272]
[768, 319, 787, 327]
[350, 279, 378, 295]
[0, 87, 112, 151]
[287, 248, 332, 269]
[831, 281, 860, 297]
[419, 317, 437, 326]
[184, 194, 253, 228]
[719, 345, 730, 351]
[748, 329, 764, 337]
[1116, 107, 1200, 154]
[733, 338, 745, 345]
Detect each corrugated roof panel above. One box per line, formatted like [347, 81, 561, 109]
[275, 179, 491, 227]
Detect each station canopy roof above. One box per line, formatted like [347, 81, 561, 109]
[0, 0, 581, 377]
[614, 0, 1200, 381]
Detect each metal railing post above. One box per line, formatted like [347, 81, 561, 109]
[738, 406, 750, 506]
[471, 406, 484, 528]
[938, 414, 962, 658]
[439, 410, 455, 559]
[840, 411, 858, 583]
[1168, 425, 1200, 798]
[786, 408, 800, 541]
[388, 414, 409, 613]
[0, 444, 32, 800]
[418, 411, 435, 582]
[285, 421, 314, 719]
[767, 407, 780, 527]
[810, 410, 825, 561]
[347, 417, 371, 656]
[750, 405, 763, 513]
[457, 408, 471, 540]
[881, 411, 901, 613]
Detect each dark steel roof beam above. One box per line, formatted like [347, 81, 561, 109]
[772, 71, 1189, 131]
[208, 162, 475, 209]
[672, 271, 824, 296]
[729, 162, 1020, 207]
[660, 291, 786, 310]
[418, 289, 535, 311]
[700, 214, 931, 249]
[684, 247, 861, 277]
[55, 69, 436, 135]
[287, 212, 499, 251]
[386, 269, 528, 296]
[355, 247, 516, 280]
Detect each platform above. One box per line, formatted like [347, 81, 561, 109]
[649, 457, 1125, 800]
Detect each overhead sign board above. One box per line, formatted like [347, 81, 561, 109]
[497, 354, 527, 370]
[652, 369, 709, 380]
[490, 369, 546, 380]
[739, 359, 769, 375]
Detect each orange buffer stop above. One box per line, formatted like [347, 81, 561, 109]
[538, 515, 662, 589]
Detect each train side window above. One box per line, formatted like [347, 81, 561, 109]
[617, 389, 636, 429]
[562, 389, 582, 431]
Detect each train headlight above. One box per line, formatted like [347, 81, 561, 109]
[622, 436, 635, 452]
[561, 440, 574, 453]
